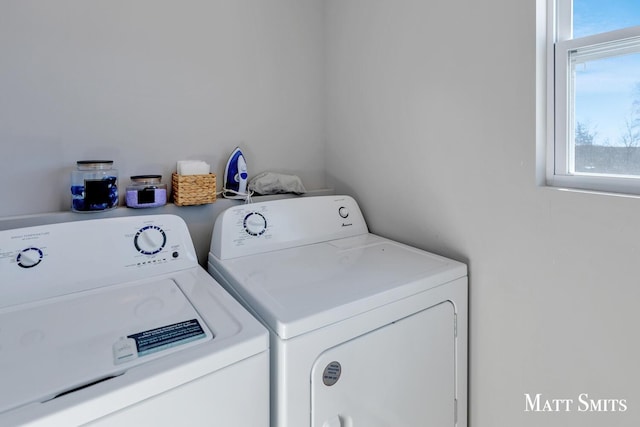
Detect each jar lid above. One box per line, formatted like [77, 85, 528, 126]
[77, 160, 114, 165]
[76, 160, 115, 170]
[130, 175, 162, 182]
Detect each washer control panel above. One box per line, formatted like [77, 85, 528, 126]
[0, 215, 197, 308]
[211, 195, 369, 260]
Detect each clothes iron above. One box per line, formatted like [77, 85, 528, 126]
[222, 147, 250, 200]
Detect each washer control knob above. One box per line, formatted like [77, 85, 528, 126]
[17, 247, 44, 268]
[338, 206, 349, 219]
[244, 212, 267, 236]
[134, 225, 167, 255]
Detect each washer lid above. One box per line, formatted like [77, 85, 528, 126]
[214, 234, 467, 339]
[0, 279, 212, 414]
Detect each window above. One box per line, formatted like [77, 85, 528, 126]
[548, 0, 640, 194]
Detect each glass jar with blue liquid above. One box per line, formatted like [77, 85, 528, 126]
[71, 160, 119, 212]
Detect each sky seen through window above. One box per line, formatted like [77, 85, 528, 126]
[573, 1, 640, 147]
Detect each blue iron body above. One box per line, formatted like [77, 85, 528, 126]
[223, 147, 248, 199]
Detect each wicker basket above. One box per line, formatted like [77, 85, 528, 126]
[172, 173, 216, 206]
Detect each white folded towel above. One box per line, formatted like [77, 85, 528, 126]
[177, 160, 210, 175]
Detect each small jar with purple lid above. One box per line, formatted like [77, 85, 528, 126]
[126, 175, 167, 208]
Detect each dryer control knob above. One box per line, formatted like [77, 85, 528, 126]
[17, 247, 43, 268]
[244, 212, 267, 236]
[134, 225, 167, 255]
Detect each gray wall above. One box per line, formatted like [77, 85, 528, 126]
[0, 0, 325, 217]
[326, 1, 638, 426]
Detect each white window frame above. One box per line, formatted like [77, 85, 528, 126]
[546, 0, 640, 195]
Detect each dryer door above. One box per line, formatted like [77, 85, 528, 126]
[311, 302, 456, 427]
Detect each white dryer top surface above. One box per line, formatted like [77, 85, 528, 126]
[213, 234, 467, 339]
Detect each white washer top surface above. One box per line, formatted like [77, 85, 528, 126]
[0, 277, 211, 414]
[0, 267, 269, 425]
[212, 233, 467, 339]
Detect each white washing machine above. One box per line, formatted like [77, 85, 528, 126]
[207, 195, 468, 427]
[0, 214, 269, 426]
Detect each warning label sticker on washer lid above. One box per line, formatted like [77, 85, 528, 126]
[128, 319, 207, 357]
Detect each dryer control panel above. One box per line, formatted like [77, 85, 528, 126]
[210, 195, 369, 260]
[0, 215, 197, 309]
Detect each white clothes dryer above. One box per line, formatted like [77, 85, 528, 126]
[0, 215, 269, 427]
[208, 195, 468, 427]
